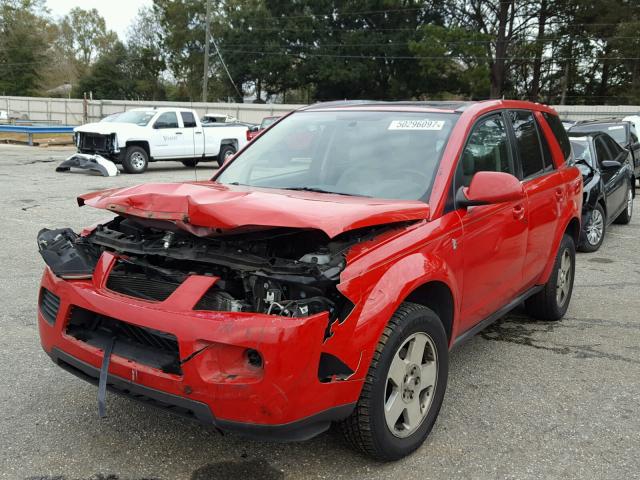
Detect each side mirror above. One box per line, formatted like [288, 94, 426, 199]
[153, 122, 168, 129]
[456, 171, 524, 208]
[601, 160, 622, 170]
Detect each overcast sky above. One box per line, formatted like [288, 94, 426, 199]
[46, 0, 152, 39]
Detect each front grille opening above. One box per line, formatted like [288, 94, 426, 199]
[65, 306, 182, 375]
[39, 287, 60, 325]
[106, 261, 182, 302]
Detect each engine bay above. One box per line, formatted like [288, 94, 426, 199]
[38, 216, 401, 324]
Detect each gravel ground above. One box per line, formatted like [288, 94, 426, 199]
[1, 144, 639, 480]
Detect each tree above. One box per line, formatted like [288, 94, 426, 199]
[58, 8, 118, 71]
[0, 0, 53, 95]
[127, 6, 167, 100]
[74, 42, 136, 99]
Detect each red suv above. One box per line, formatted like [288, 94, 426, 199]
[37, 100, 582, 460]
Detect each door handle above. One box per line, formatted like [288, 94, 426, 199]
[513, 204, 525, 221]
[175, 132, 183, 135]
[195, 131, 203, 135]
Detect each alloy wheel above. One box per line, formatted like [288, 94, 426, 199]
[586, 209, 604, 245]
[627, 188, 633, 218]
[384, 332, 437, 438]
[556, 249, 572, 307]
[130, 152, 146, 170]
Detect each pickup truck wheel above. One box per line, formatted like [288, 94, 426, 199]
[525, 234, 575, 321]
[340, 302, 448, 461]
[182, 159, 199, 168]
[217, 144, 236, 167]
[578, 204, 605, 252]
[122, 146, 148, 174]
[614, 182, 633, 224]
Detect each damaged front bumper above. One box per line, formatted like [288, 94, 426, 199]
[37, 251, 361, 440]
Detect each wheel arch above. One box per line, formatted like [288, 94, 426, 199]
[404, 281, 454, 344]
[538, 215, 580, 284]
[220, 138, 239, 151]
[125, 140, 151, 159]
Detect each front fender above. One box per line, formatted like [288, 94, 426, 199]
[323, 251, 460, 381]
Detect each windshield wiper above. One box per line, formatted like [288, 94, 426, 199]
[280, 186, 370, 197]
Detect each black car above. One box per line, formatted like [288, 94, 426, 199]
[569, 132, 635, 252]
[569, 119, 640, 181]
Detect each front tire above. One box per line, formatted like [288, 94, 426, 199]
[578, 203, 605, 252]
[525, 234, 575, 320]
[122, 146, 148, 174]
[340, 303, 448, 461]
[614, 182, 633, 224]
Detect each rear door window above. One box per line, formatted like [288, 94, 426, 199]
[180, 111, 197, 128]
[509, 110, 545, 179]
[542, 112, 572, 162]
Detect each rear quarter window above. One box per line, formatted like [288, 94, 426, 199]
[542, 112, 572, 163]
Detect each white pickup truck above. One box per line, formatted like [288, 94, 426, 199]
[73, 107, 250, 173]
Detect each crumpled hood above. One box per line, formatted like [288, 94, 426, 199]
[74, 122, 147, 137]
[78, 182, 429, 238]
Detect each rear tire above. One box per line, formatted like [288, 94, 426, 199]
[340, 302, 448, 461]
[217, 144, 236, 167]
[122, 146, 148, 174]
[614, 181, 633, 224]
[525, 234, 575, 321]
[578, 203, 605, 253]
[182, 159, 199, 168]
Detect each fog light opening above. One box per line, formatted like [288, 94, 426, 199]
[246, 349, 263, 368]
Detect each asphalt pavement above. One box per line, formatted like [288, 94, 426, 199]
[1, 144, 639, 480]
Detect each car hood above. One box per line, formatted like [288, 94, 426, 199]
[78, 182, 429, 238]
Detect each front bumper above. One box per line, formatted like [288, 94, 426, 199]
[38, 252, 360, 440]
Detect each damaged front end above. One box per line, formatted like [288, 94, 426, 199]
[38, 216, 402, 334]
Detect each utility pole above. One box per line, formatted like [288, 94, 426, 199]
[202, 0, 211, 103]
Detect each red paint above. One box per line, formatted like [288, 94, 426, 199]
[462, 171, 525, 204]
[39, 100, 582, 429]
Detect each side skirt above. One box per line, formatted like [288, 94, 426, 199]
[451, 285, 543, 349]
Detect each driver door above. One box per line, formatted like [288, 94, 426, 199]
[455, 112, 528, 332]
[151, 111, 184, 158]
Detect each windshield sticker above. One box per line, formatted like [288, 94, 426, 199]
[388, 119, 445, 131]
[608, 125, 624, 130]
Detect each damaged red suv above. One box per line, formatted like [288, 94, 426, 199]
[37, 100, 582, 460]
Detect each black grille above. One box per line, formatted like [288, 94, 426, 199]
[39, 287, 60, 325]
[107, 271, 181, 302]
[65, 306, 182, 375]
[80, 132, 107, 151]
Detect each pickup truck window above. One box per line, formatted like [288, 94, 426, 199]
[217, 110, 457, 200]
[154, 112, 179, 129]
[458, 113, 513, 187]
[510, 110, 545, 179]
[181, 112, 197, 128]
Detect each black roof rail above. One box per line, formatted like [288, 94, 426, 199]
[302, 99, 474, 112]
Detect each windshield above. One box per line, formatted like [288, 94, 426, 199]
[217, 110, 457, 200]
[572, 123, 627, 144]
[114, 110, 157, 126]
[570, 138, 594, 168]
